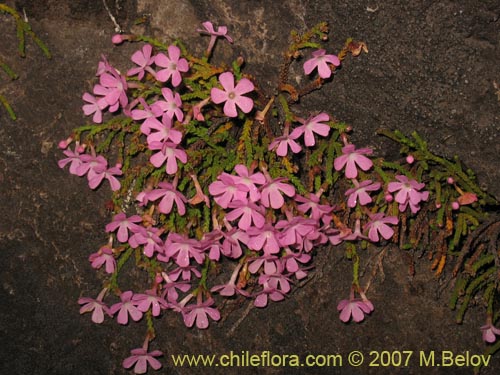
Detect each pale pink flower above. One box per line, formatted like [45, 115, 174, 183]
[155, 45, 189, 87]
[363, 213, 399, 242]
[130, 98, 164, 127]
[105, 212, 142, 243]
[290, 113, 330, 147]
[127, 44, 156, 80]
[268, 132, 302, 156]
[303, 49, 340, 79]
[122, 342, 163, 374]
[149, 141, 187, 175]
[345, 179, 381, 208]
[109, 290, 143, 325]
[58, 143, 85, 175]
[340, 219, 369, 242]
[276, 216, 318, 248]
[182, 297, 221, 329]
[334, 144, 373, 179]
[128, 226, 164, 257]
[211, 72, 254, 117]
[160, 272, 192, 303]
[94, 69, 128, 111]
[337, 298, 373, 323]
[87, 163, 123, 191]
[254, 281, 286, 307]
[294, 193, 334, 225]
[247, 224, 282, 255]
[132, 290, 169, 317]
[220, 226, 249, 259]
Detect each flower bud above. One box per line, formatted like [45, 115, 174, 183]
[451, 201, 460, 210]
[111, 34, 125, 45]
[406, 155, 414, 164]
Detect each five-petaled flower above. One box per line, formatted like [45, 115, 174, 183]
[197, 21, 233, 56]
[363, 212, 399, 242]
[290, 113, 331, 147]
[122, 342, 163, 374]
[334, 144, 374, 179]
[127, 44, 156, 80]
[182, 296, 221, 329]
[155, 45, 189, 87]
[211, 71, 254, 117]
[387, 175, 429, 214]
[303, 49, 340, 79]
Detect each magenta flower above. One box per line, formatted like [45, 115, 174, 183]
[480, 322, 500, 343]
[109, 290, 143, 325]
[268, 131, 302, 156]
[122, 343, 163, 374]
[130, 98, 164, 128]
[303, 49, 340, 79]
[155, 87, 184, 122]
[140, 182, 187, 215]
[387, 175, 429, 213]
[163, 233, 204, 267]
[82, 92, 106, 123]
[254, 281, 286, 307]
[363, 213, 399, 242]
[260, 177, 296, 209]
[78, 289, 111, 324]
[276, 216, 318, 248]
[345, 179, 381, 208]
[127, 44, 156, 80]
[161, 272, 192, 303]
[220, 226, 249, 259]
[334, 144, 374, 179]
[197, 21, 233, 55]
[182, 297, 221, 329]
[76, 153, 107, 178]
[211, 72, 254, 117]
[149, 141, 187, 175]
[88, 246, 116, 273]
[226, 199, 266, 230]
[155, 45, 189, 87]
[105, 212, 142, 243]
[290, 113, 330, 147]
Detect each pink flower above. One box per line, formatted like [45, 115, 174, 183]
[82, 92, 106, 123]
[232, 164, 265, 202]
[182, 297, 221, 329]
[78, 289, 111, 324]
[163, 233, 204, 267]
[209, 172, 249, 208]
[133, 290, 169, 317]
[260, 177, 295, 209]
[94, 68, 128, 111]
[127, 44, 156, 80]
[161, 272, 192, 302]
[254, 281, 286, 307]
[140, 182, 187, 215]
[58, 143, 85, 175]
[226, 199, 266, 230]
[143, 116, 183, 146]
[211, 72, 254, 117]
[363, 213, 399, 242]
[149, 141, 187, 175]
[88, 246, 116, 273]
[247, 224, 282, 255]
[387, 175, 429, 213]
[155, 45, 189, 87]
[87, 163, 123, 191]
[155, 87, 184, 122]
[220, 226, 249, 259]
[334, 144, 374, 179]
[276, 216, 318, 248]
[290, 113, 330, 147]
[345, 179, 381, 208]
[211, 263, 250, 297]
[130, 98, 164, 125]
[105, 212, 142, 243]
[294, 193, 334, 225]
[122, 342, 163, 374]
[303, 49, 340, 79]
[480, 322, 500, 343]
[337, 298, 373, 323]
[128, 226, 164, 257]
[109, 291, 143, 325]
[268, 132, 302, 156]
[197, 21, 233, 54]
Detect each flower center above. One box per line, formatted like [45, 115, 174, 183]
[228, 91, 236, 100]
